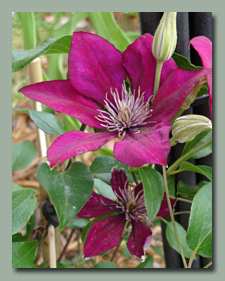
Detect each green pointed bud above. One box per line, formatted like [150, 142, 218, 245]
[172, 114, 212, 143]
[152, 12, 177, 62]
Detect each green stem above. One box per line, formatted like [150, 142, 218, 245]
[188, 250, 197, 268]
[17, 12, 36, 49]
[176, 197, 193, 204]
[167, 138, 212, 175]
[173, 211, 190, 216]
[203, 261, 212, 268]
[159, 217, 168, 224]
[162, 166, 188, 268]
[152, 61, 163, 102]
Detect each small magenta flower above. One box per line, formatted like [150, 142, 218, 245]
[20, 32, 211, 168]
[76, 168, 176, 260]
[188, 36, 212, 116]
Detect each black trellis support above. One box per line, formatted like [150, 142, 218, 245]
[139, 12, 212, 268]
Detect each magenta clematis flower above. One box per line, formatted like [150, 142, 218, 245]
[20, 32, 211, 168]
[76, 168, 176, 260]
[188, 36, 212, 117]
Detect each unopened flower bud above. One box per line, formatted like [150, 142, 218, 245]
[172, 114, 212, 143]
[152, 12, 177, 62]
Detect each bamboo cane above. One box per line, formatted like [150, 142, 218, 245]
[28, 58, 61, 266]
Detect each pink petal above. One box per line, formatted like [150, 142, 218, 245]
[83, 214, 126, 258]
[127, 219, 152, 259]
[19, 80, 103, 129]
[113, 123, 171, 167]
[189, 36, 212, 116]
[122, 33, 178, 102]
[156, 192, 176, 217]
[68, 32, 127, 106]
[47, 131, 117, 168]
[76, 192, 119, 219]
[110, 168, 129, 202]
[147, 68, 212, 124]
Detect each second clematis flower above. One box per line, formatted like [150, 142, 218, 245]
[20, 32, 211, 168]
[188, 36, 212, 117]
[76, 168, 176, 260]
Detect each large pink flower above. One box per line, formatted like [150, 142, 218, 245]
[76, 168, 176, 260]
[20, 32, 211, 168]
[189, 36, 212, 116]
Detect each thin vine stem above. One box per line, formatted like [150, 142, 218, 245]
[162, 165, 188, 268]
[152, 60, 163, 102]
[176, 197, 193, 204]
[188, 250, 197, 268]
[203, 261, 212, 268]
[167, 138, 212, 175]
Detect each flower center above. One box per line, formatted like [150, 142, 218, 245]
[115, 182, 147, 221]
[96, 82, 153, 137]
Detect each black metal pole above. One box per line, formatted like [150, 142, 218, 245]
[139, 12, 212, 268]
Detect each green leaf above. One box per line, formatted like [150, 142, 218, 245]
[94, 261, 118, 268]
[177, 180, 208, 199]
[12, 182, 23, 190]
[37, 162, 94, 232]
[89, 12, 131, 52]
[67, 218, 89, 229]
[186, 182, 212, 258]
[12, 38, 55, 72]
[172, 162, 212, 181]
[136, 255, 154, 268]
[12, 140, 37, 172]
[94, 178, 116, 199]
[150, 245, 164, 258]
[12, 233, 30, 242]
[12, 188, 37, 234]
[12, 241, 38, 268]
[90, 155, 134, 184]
[139, 167, 164, 221]
[172, 52, 203, 71]
[29, 110, 65, 135]
[63, 115, 81, 132]
[166, 221, 194, 259]
[167, 175, 176, 197]
[182, 130, 212, 159]
[12, 35, 72, 72]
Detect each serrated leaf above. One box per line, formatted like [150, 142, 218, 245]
[186, 182, 212, 258]
[12, 140, 37, 172]
[29, 110, 65, 135]
[139, 167, 164, 221]
[136, 255, 154, 268]
[12, 188, 37, 234]
[166, 221, 193, 259]
[12, 241, 38, 268]
[37, 162, 94, 232]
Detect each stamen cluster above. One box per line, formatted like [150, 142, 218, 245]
[115, 182, 147, 221]
[96, 83, 153, 137]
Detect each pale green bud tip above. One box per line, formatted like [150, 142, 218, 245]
[172, 114, 212, 143]
[152, 12, 177, 62]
